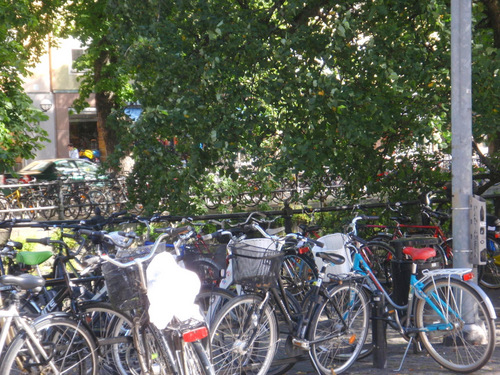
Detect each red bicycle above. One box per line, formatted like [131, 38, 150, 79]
[360, 202, 452, 268]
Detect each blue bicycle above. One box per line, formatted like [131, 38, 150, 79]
[343, 215, 497, 373]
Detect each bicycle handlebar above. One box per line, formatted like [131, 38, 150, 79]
[88, 227, 192, 269]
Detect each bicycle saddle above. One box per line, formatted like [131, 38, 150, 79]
[0, 274, 46, 290]
[402, 246, 436, 261]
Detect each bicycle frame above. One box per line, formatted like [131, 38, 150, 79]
[0, 289, 73, 373]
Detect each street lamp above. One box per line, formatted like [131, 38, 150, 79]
[40, 98, 53, 112]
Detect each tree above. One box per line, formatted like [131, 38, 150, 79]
[0, 0, 59, 173]
[70, 0, 498, 215]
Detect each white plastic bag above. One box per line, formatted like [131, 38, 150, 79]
[146, 252, 203, 329]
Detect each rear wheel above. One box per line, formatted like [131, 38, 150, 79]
[183, 341, 214, 375]
[478, 236, 500, 289]
[416, 278, 496, 373]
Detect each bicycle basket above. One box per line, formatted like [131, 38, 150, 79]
[230, 238, 283, 290]
[0, 227, 12, 247]
[101, 245, 164, 314]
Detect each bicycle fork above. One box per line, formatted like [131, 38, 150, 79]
[233, 293, 271, 355]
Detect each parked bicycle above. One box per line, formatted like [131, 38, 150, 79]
[344, 226, 496, 373]
[208, 225, 370, 375]
[84, 225, 215, 375]
[0, 273, 98, 373]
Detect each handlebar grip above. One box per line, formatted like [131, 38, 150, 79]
[362, 215, 379, 221]
[201, 232, 217, 241]
[83, 256, 101, 266]
[26, 238, 51, 246]
[311, 239, 324, 248]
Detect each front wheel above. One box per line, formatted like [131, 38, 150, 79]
[210, 294, 278, 375]
[415, 278, 496, 373]
[309, 282, 370, 374]
[0, 315, 98, 374]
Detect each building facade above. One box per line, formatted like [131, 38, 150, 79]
[22, 37, 96, 166]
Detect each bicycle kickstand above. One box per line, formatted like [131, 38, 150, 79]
[307, 350, 323, 375]
[394, 336, 414, 372]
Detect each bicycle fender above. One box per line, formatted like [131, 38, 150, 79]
[432, 276, 497, 320]
[463, 279, 497, 320]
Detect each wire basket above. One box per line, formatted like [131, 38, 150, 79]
[0, 227, 12, 247]
[101, 244, 167, 314]
[230, 238, 284, 290]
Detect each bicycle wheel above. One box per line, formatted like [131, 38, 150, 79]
[280, 253, 318, 303]
[267, 289, 302, 375]
[184, 340, 215, 375]
[141, 323, 176, 375]
[210, 294, 278, 375]
[0, 314, 98, 375]
[415, 277, 496, 373]
[309, 282, 370, 375]
[64, 194, 80, 219]
[81, 302, 137, 375]
[195, 287, 236, 326]
[88, 189, 110, 216]
[478, 236, 500, 289]
[78, 192, 93, 219]
[364, 241, 396, 288]
[0, 196, 9, 221]
[187, 257, 222, 287]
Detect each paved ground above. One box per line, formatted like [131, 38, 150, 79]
[287, 286, 500, 375]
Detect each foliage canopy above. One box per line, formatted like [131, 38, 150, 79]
[0, 0, 60, 173]
[92, 0, 498, 214]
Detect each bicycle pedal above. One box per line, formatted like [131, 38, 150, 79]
[292, 337, 310, 350]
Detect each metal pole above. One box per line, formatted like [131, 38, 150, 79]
[451, 0, 473, 269]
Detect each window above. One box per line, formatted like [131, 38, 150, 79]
[71, 49, 86, 74]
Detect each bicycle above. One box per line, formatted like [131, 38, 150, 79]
[83, 225, 215, 375]
[361, 197, 453, 267]
[0, 273, 98, 374]
[345, 228, 497, 373]
[477, 214, 500, 289]
[208, 227, 370, 375]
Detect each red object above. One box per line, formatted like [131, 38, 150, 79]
[462, 272, 474, 282]
[402, 246, 436, 261]
[182, 326, 208, 342]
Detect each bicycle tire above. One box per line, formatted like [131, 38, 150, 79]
[64, 194, 81, 220]
[280, 252, 318, 303]
[267, 289, 302, 375]
[88, 189, 110, 217]
[187, 257, 222, 287]
[309, 282, 370, 375]
[195, 287, 236, 326]
[78, 192, 93, 219]
[0, 314, 98, 375]
[415, 277, 496, 373]
[142, 323, 177, 375]
[364, 241, 396, 288]
[0, 196, 9, 221]
[184, 340, 215, 375]
[478, 236, 500, 289]
[80, 302, 137, 375]
[210, 293, 278, 375]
